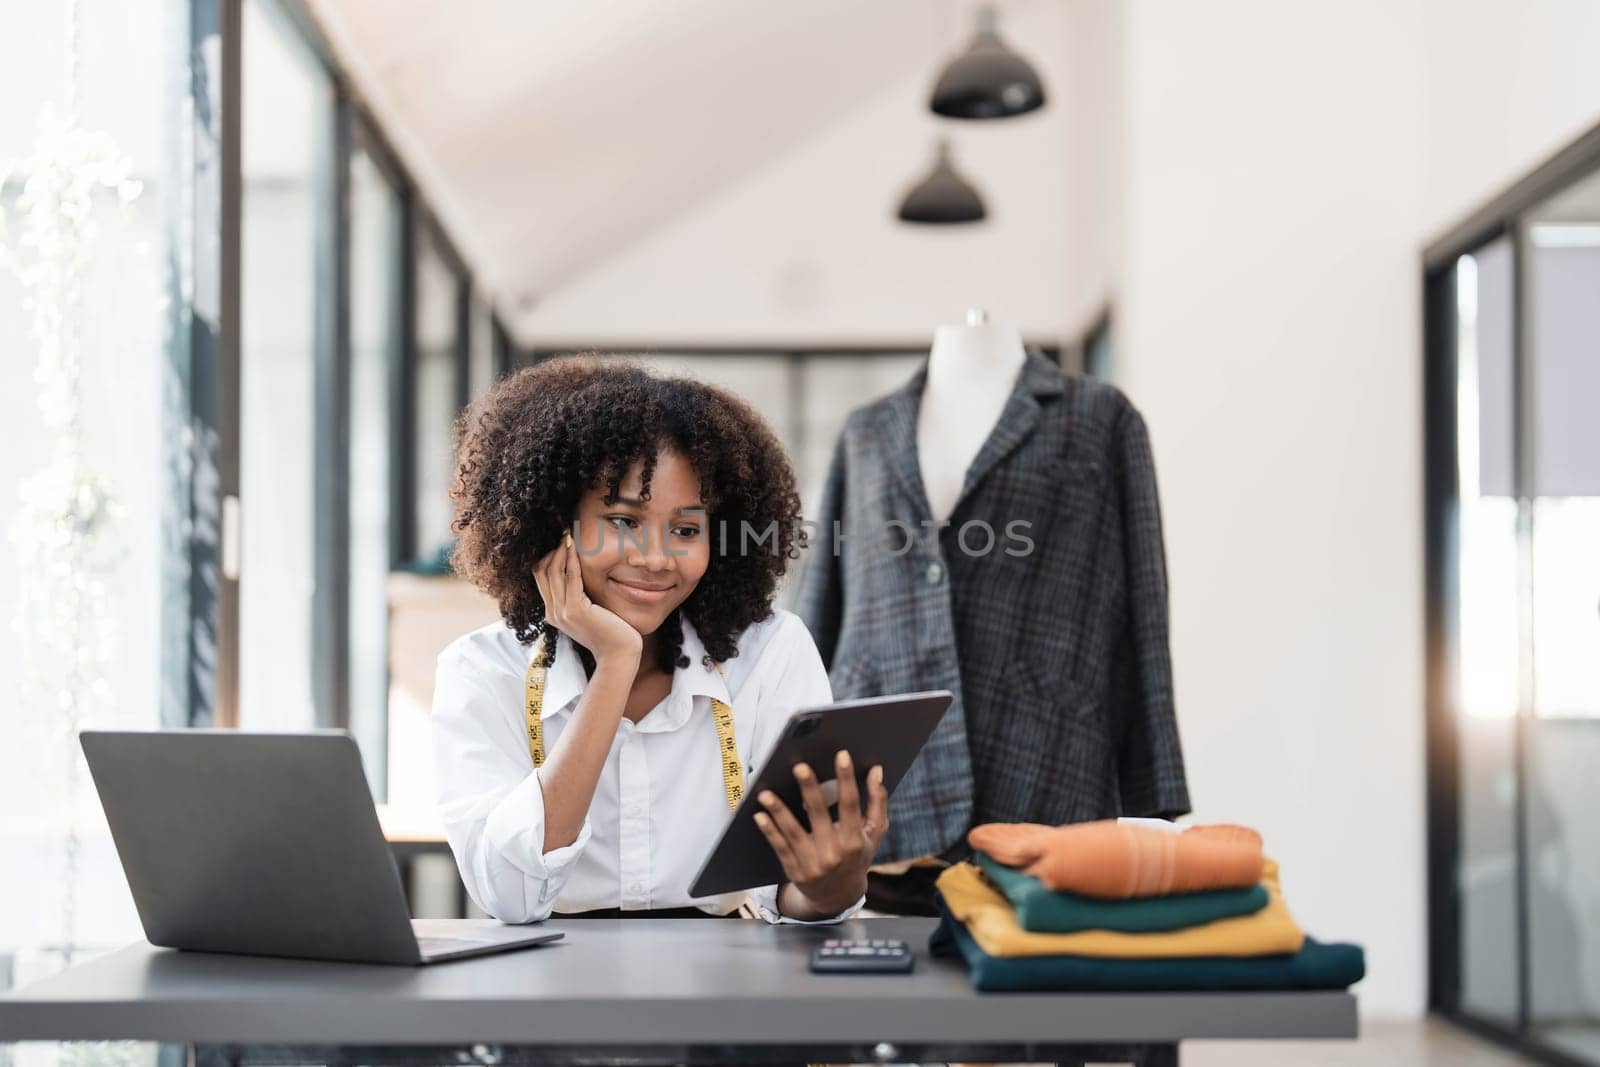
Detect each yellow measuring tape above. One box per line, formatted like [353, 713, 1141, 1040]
[524, 636, 745, 810]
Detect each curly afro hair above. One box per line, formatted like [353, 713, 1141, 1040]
[449, 354, 806, 675]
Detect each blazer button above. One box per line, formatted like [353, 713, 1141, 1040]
[924, 561, 945, 585]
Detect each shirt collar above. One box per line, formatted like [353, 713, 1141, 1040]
[534, 614, 733, 733]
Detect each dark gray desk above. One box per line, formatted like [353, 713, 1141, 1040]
[0, 917, 1357, 1064]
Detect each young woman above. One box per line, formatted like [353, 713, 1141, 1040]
[432, 356, 888, 923]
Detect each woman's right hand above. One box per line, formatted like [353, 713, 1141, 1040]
[533, 530, 642, 663]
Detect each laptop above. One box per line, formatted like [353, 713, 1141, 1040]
[80, 729, 563, 965]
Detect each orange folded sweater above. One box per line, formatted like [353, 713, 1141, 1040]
[967, 820, 1264, 899]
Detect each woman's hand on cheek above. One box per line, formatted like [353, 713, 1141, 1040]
[754, 751, 889, 920]
[532, 531, 642, 664]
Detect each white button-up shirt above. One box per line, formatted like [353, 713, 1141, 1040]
[432, 608, 863, 924]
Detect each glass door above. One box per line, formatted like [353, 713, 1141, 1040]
[1522, 175, 1600, 1064]
[1428, 150, 1600, 1067]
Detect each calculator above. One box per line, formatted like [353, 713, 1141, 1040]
[809, 937, 915, 974]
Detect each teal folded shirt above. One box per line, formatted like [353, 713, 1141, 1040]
[974, 852, 1270, 934]
[931, 895, 1365, 993]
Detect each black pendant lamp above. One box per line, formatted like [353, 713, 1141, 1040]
[930, 5, 1047, 120]
[897, 140, 986, 224]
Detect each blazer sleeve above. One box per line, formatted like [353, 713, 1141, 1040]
[1112, 404, 1192, 819]
[791, 431, 848, 670]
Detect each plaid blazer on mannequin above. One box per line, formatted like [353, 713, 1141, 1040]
[790, 349, 1190, 864]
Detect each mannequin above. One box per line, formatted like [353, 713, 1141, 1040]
[916, 308, 1028, 522]
[864, 307, 1027, 890]
[800, 305, 1188, 939]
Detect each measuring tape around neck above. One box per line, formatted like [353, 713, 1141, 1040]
[524, 635, 745, 810]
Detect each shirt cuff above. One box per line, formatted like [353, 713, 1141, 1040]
[746, 883, 866, 925]
[483, 769, 593, 892]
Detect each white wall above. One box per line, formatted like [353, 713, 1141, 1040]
[1420, 0, 1600, 240]
[1070, 0, 1600, 1021]
[516, 3, 1074, 348]
[1058, 0, 1125, 338]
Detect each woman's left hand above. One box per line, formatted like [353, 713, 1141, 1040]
[754, 750, 889, 920]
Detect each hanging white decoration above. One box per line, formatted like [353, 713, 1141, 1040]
[0, 0, 141, 966]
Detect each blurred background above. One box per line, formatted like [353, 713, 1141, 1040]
[1, 0, 1598, 1064]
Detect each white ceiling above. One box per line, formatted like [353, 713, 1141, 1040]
[306, 0, 987, 335]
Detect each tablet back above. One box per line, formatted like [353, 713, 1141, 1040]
[688, 690, 953, 898]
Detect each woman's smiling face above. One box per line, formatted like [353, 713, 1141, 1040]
[570, 447, 712, 637]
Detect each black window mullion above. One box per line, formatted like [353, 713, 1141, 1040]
[492, 316, 513, 380]
[394, 196, 419, 566]
[787, 352, 805, 467]
[455, 274, 472, 410]
[1422, 261, 1461, 1015]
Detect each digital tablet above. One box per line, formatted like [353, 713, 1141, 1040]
[687, 689, 953, 898]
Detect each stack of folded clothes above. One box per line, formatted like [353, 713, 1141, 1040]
[931, 819, 1365, 993]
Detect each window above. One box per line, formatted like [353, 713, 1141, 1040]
[236, 0, 335, 732]
[468, 289, 498, 400]
[410, 221, 467, 563]
[347, 137, 405, 795]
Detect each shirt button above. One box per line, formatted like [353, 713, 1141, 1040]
[629, 882, 644, 894]
[626, 804, 642, 818]
[924, 560, 944, 584]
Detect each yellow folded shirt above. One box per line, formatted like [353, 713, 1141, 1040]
[936, 857, 1305, 959]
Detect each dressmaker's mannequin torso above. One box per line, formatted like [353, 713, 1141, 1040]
[916, 309, 1027, 523]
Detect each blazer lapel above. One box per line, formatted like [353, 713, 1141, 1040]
[954, 351, 1066, 511]
[875, 349, 1067, 526]
[876, 361, 936, 524]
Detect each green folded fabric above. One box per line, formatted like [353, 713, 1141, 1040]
[974, 852, 1270, 934]
[931, 894, 1365, 992]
